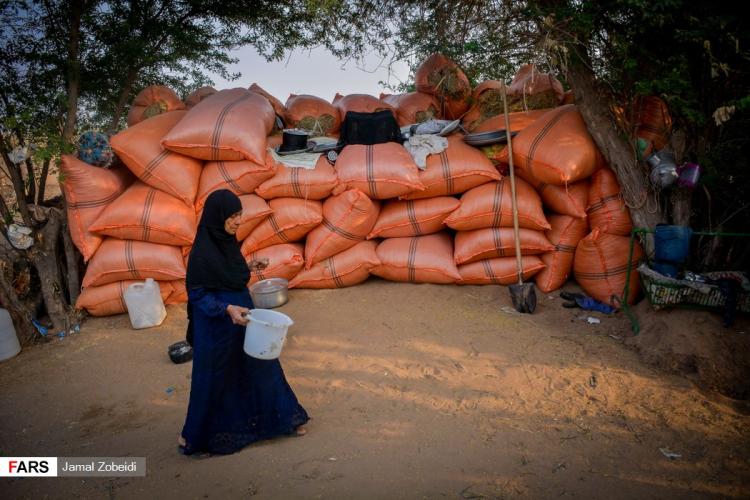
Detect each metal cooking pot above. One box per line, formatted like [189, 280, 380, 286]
[249, 278, 289, 309]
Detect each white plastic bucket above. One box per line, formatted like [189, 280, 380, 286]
[0, 308, 21, 362]
[243, 309, 294, 360]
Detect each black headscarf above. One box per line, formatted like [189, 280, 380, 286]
[186, 189, 249, 291]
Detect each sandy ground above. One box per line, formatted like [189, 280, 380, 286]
[1, 280, 749, 499]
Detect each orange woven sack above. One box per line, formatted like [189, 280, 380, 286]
[236, 194, 273, 241]
[161, 88, 274, 163]
[185, 87, 217, 109]
[304, 189, 380, 269]
[284, 94, 341, 135]
[240, 198, 323, 254]
[380, 92, 441, 126]
[166, 279, 188, 304]
[474, 108, 551, 134]
[444, 178, 550, 231]
[454, 227, 554, 265]
[82, 239, 186, 287]
[195, 155, 276, 212]
[60, 155, 133, 261]
[110, 110, 203, 206]
[75, 279, 177, 316]
[290, 240, 380, 289]
[244, 243, 305, 285]
[634, 95, 672, 150]
[335, 142, 424, 199]
[512, 105, 601, 185]
[574, 229, 642, 305]
[507, 64, 564, 110]
[401, 135, 501, 200]
[368, 197, 460, 239]
[457, 256, 545, 285]
[415, 53, 472, 120]
[587, 168, 633, 236]
[256, 156, 340, 200]
[473, 109, 552, 165]
[461, 81, 504, 131]
[250, 83, 286, 118]
[89, 181, 197, 246]
[333, 93, 395, 118]
[535, 215, 589, 293]
[373, 232, 461, 284]
[127, 85, 185, 126]
[515, 168, 589, 219]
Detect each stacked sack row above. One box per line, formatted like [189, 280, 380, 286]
[68, 52, 659, 317]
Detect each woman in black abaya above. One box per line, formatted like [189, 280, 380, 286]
[179, 189, 308, 456]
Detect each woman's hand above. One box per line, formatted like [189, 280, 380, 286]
[248, 258, 270, 273]
[226, 304, 250, 326]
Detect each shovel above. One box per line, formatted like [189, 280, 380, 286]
[501, 83, 537, 314]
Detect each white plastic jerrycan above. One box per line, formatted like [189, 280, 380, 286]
[0, 308, 21, 361]
[123, 278, 167, 329]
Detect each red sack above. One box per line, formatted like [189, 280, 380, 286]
[401, 135, 501, 199]
[60, 155, 133, 261]
[166, 280, 188, 304]
[512, 105, 601, 185]
[574, 229, 642, 305]
[457, 256, 545, 285]
[415, 53, 472, 120]
[373, 232, 461, 284]
[284, 94, 341, 135]
[250, 83, 286, 118]
[240, 198, 323, 254]
[304, 189, 380, 269]
[110, 110, 203, 206]
[587, 168, 633, 236]
[236, 194, 273, 241]
[245, 243, 305, 285]
[75, 279, 177, 316]
[515, 167, 589, 219]
[161, 88, 275, 163]
[89, 181, 197, 246]
[82, 239, 186, 287]
[368, 197, 460, 239]
[256, 156, 340, 200]
[380, 92, 441, 126]
[335, 142, 424, 199]
[185, 87, 217, 109]
[333, 93, 395, 118]
[535, 215, 589, 293]
[444, 178, 550, 231]
[127, 85, 185, 126]
[195, 155, 276, 212]
[290, 240, 380, 289]
[634, 95, 672, 150]
[507, 64, 564, 110]
[454, 227, 554, 265]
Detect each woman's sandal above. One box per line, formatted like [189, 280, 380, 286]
[295, 426, 307, 437]
[177, 436, 211, 458]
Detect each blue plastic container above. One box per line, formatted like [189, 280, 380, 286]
[654, 225, 692, 263]
[652, 260, 680, 278]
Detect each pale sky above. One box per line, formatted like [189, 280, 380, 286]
[208, 45, 411, 103]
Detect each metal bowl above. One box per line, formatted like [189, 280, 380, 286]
[249, 278, 289, 309]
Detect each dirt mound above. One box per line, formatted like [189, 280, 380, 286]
[627, 300, 750, 401]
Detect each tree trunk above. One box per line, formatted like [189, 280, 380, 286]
[565, 59, 664, 254]
[0, 246, 37, 343]
[61, 207, 81, 305]
[107, 68, 139, 134]
[62, 1, 84, 145]
[37, 158, 52, 205]
[26, 207, 78, 333]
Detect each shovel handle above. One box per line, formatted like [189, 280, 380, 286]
[501, 83, 525, 286]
